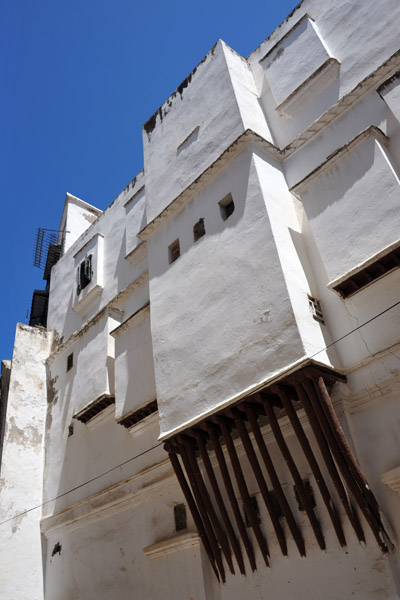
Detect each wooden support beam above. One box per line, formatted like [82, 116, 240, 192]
[314, 376, 380, 514]
[244, 403, 306, 557]
[275, 385, 346, 547]
[164, 443, 220, 580]
[217, 417, 270, 567]
[302, 376, 382, 545]
[297, 379, 365, 543]
[176, 439, 226, 581]
[232, 409, 288, 556]
[312, 376, 390, 551]
[261, 396, 326, 550]
[179, 435, 235, 575]
[205, 422, 257, 572]
[192, 429, 246, 575]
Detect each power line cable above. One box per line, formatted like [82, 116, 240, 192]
[1, 298, 399, 528]
[0, 442, 163, 526]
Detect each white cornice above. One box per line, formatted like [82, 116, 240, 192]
[41, 458, 173, 536]
[381, 466, 400, 494]
[110, 303, 150, 338]
[47, 306, 124, 364]
[124, 242, 147, 266]
[137, 52, 400, 242]
[47, 273, 148, 364]
[290, 126, 389, 197]
[143, 533, 201, 559]
[138, 130, 281, 242]
[73, 232, 104, 259]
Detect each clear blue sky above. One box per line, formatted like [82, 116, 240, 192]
[0, 0, 299, 361]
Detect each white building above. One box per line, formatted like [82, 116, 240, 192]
[1, 0, 400, 598]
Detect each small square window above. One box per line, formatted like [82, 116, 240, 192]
[193, 218, 205, 242]
[168, 239, 180, 264]
[219, 194, 235, 221]
[67, 353, 73, 372]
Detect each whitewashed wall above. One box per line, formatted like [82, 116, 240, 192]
[0, 325, 52, 600]
[3, 0, 400, 598]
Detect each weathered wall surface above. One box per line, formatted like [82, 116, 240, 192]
[249, 0, 400, 148]
[148, 148, 311, 438]
[0, 324, 52, 600]
[3, 0, 400, 599]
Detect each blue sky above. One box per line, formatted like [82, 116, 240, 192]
[0, 0, 299, 360]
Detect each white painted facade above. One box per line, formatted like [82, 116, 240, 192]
[1, 0, 400, 597]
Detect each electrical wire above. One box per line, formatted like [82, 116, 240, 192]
[0, 442, 163, 527]
[0, 298, 399, 528]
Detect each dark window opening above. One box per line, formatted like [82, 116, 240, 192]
[77, 255, 92, 294]
[294, 479, 316, 512]
[244, 494, 261, 528]
[174, 503, 187, 531]
[219, 194, 235, 221]
[67, 353, 73, 372]
[168, 239, 180, 264]
[193, 218, 206, 242]
[68, 424, 74, 437]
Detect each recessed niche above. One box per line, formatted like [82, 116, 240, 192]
[168, 239, 181, 264]
[219, 194, 235, 221]
[193, 218, 205, 241]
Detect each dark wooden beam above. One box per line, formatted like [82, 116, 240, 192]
[192, 429, 246, 575]
[244, 403, 306, 557]
[297, 378, 365, 543]
[205, 422, 257, 572]
[176, 439, 226, 581]
[260, 395, 326, 550]
[312, 376, 390, 551]
[231, 409, 287, 556]
[217, 417, 270, 567]
[179, 435, 234, 575]
[164, 443, 219, 580]
[275, 385, 346, 547]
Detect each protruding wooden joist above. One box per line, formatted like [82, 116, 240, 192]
[275, 385, 346, 547]
[164, 443, 220, 580]
[311, 376, 390, 551]
[179, 435, 235, 575]
[260, 394, 326, 550]
[296, 378, 365, 543]
[217, 417, 270, 567]
[231, 408, 288, 556]
[205, 422, 257, 572]
[175, 439, 226, 581]
[192, 429, 246, 575]
[244, 402, 306, 556]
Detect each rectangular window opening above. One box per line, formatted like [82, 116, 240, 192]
[168, 239, 180, 264]
[174, 504, 187, 531]
[193, 218, 206, 242]
[219, 194, 235, 221]
[67, 353, 73, 372]
[77, 255, 92, 294]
